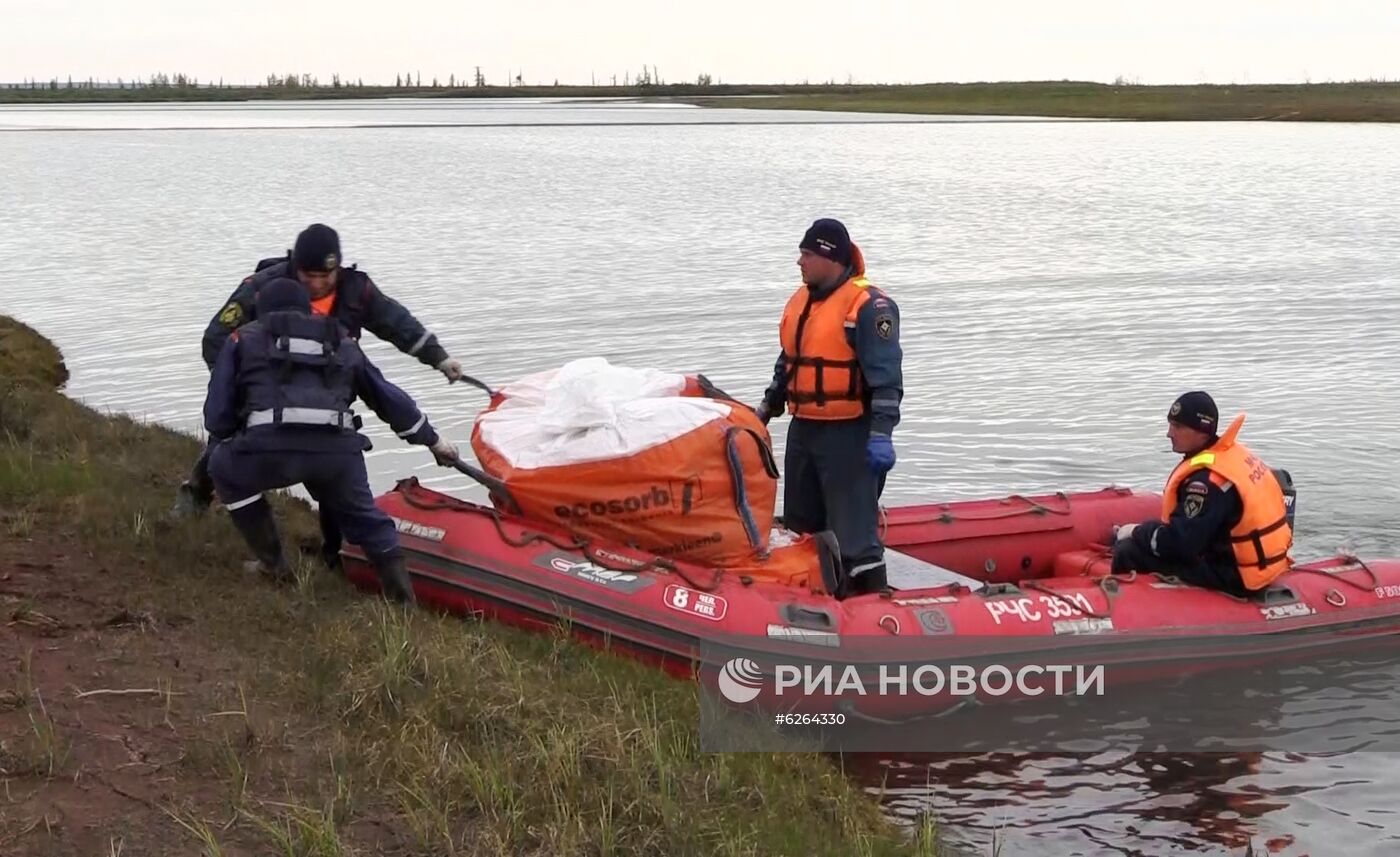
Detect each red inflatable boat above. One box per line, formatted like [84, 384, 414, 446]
[342, 475, 1400, 718]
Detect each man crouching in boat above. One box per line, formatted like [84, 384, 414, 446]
[201, 277, 462, 604]
[754, 218, 903, 599]
[1112, 391, 1293, 596]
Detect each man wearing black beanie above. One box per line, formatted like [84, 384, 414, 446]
[175, 224, 467, 557]
[1111, 391, 1294, 595]
[199, 223, 462, 378]
[754, 217, 904, 600]
[201, 276, 460, 604]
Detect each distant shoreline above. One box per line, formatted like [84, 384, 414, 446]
[3, 81, 1399, 121]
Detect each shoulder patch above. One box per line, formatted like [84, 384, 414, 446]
[1185, 481, 1209, 495]
[1183, 491, 1206, 518]
[874, 312, 896, 341]
[218, 303, 244, 327]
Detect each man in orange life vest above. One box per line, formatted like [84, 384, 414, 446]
[1112, 391, 1293, 596]
[755, 218, 903, 599]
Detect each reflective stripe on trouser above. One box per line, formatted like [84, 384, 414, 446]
[208, 443, 400, 557]
[847, 560, 886, 578]
[244, 407, 356, 429]
[780, 415, 884, 571]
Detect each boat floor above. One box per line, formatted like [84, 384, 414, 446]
[885, 549, 985, 592]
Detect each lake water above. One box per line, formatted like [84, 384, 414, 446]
[3, 97, 1399, 855]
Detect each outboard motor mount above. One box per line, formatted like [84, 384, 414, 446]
[1271, 467, 1297, 529]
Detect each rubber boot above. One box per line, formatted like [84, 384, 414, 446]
[369, 550, 416, 606]
[842, 561, 889, 599]
[861, 562, 890, 596]
[229, 499, 292, 583]
[170, 480, 213, 519]
[170, 443, 217, 519]
[319, 506, 344, 574]
[321, 544, 344, 575]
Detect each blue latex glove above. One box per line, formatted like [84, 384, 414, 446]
[866, 433, 896, 474]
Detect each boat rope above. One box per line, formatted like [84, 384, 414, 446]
[1133, 558, 1377, 607]
[396, 479, 723, 592]
[1281, 557, 1379, 592]
[1101, 570, 1136, 598]
[1066, 546, 1112, 576]
[919, 493, 1076, 525]
[1141, 572, 1265, 604]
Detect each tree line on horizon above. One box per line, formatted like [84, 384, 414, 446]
[5, 65, 722, 91]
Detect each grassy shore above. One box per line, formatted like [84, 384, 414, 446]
[5, 80, 1400, 121]
[687, 81, 1400, 122]
[0, 315, 937, 856]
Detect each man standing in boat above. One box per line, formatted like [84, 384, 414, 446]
[201, 277, 461, 604]
[174, 223, 467, 564]
[1112, 391, 1293, 595]
[754, 218, 903, 599]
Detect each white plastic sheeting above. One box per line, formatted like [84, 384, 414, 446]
[475, 357, 733, 470]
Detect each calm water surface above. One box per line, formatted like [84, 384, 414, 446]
[4, 98, 1399, 856]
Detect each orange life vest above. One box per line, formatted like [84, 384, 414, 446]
[1161, 414, 1293, 590]
[310, 292, 337, 317]
[779, 245, 881, 420]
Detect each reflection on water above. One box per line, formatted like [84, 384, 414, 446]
[4, 99, 1400, 855]
[859, 646, 1400, 855]
[865, 750, 1399, 856]
[0, 96, 1075, 131]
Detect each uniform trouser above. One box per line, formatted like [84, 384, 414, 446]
[782, 416, 886, 584]
[208, 443, 400, 560]
[1110, 540, 1249, 597]
[192, 437, 344, 554]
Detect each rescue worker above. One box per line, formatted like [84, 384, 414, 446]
[174, 223, 466, 565]
[202, 277, 460, 604]
[1112, 391, 1293, 596]
[754, 218, 903, 599]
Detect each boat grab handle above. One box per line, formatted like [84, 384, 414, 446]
[725, 426, 778, 550]
[780, 604, 836, 630]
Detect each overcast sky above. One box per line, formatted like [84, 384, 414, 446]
[2, 0, 1396, 86]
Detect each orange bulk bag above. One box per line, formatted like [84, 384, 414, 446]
[470, 358, 779, 566]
